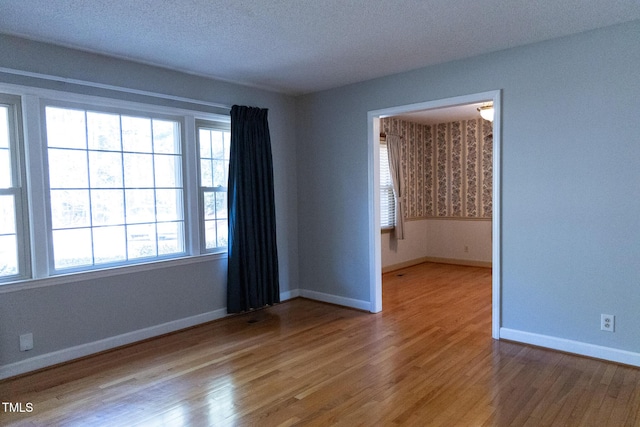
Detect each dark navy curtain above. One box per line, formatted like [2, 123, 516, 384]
[227, 105, 280, 313]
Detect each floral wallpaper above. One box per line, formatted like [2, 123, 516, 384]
[381, 116, 492, 219]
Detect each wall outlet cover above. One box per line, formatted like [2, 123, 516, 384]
[20, 333, 33, 351]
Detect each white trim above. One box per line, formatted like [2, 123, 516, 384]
[0, 81, 231, 122]
[184, 115, 201, 255]
[301, 289, 371, 311]
[0, 288, 302, 380]
[500, 328, 640, 367]
[0, 67, 231, 110]
[0, 252, 227, 294]
[0, 308, 228, 380]
[383, 257, 492, 273]
[368, 90, 502, 336]
[369, 118, 383, 312]
[280, 289, 301, 300]
[0, 81, 232, 290]
[490, 91, 502, 340]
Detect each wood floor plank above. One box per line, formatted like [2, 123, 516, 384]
[2, 262, 639, 426]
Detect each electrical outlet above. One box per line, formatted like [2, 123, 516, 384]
[601, 314, 614, 332]
[20, 333, 33, 351]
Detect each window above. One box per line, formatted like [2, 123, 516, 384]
[0, 95, 29, 282]
[0, 86, 229, 286]
[380, 141, 395, 229]
[44, 105, 185, 271]
[197, 120, 230, 252]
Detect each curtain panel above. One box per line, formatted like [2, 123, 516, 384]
[227, 105, 280, 313]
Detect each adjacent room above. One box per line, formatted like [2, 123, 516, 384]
[1, 1, 639, 424]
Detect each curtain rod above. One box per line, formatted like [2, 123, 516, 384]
[0, 67, 232, 111]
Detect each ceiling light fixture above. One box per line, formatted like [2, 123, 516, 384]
[477, 105, 494, 122]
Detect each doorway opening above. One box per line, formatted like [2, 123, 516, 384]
[368, 91, 501, 339]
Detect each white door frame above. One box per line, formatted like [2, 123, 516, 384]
[367, 90, 502, 339]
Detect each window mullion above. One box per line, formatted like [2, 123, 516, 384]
[150, 119, 159, 257]
[23, 95, 49, 278]
[85, 110, 96, 266]
[118, 115, 127, 261]
[183, 115, 199, 255]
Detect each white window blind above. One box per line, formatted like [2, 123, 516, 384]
[380, 142, 395, 229]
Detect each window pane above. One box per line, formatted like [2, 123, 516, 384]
[153, 120, 180, 154]
[212, 160, 227, 188]
[45, 105, 185, 271]
[122, 116, 152, 153]
[198, 123, 230, 252]
[89, 151, 123, 188]
[223, 132, 230, 159]
[200, 159, 212, 187]
[125, 189, 156, 224]
[0, 97, 28, 281]
[203, 191, 227, 248]
[45, 107, 87, 149]
[87, 111, 121, 151]
[157, 221, 183, 255]
[0, 107, 10, 187]
[48, 149, 89, 188]
[0, 195, 16, 234]
[93, 226, 126, 264]
[50, 189, 90, 229]
[127, 223, 157, 259]
[0, 106, 9, 149]
[204, 219, 228, 249]
[53, 228, 93, 269]
[204, 191, 227, 220]
[0, 148, 11, 188]
[204, 220, 216, 249]
[156, 189, 183, 221]
[211, 131, 224, 158]
[91, 189, 124, 226]
[216, 220, 228, 247]
[154, 154, 181, 188]
[199, 129, 211, 158]
[216, 192, 227, 220]
[203, 192, 216, 220]
[0, 235, 18, 277]
[124, 153, 154, 188]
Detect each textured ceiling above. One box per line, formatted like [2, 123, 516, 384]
[1, 1, 639, 95]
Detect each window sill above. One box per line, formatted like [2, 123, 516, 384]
[0, 252, 227, 294]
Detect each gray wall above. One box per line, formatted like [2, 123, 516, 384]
[0, 35, 299, 367]
[2, 19, 639, 372]
[296, 21, 640, 352]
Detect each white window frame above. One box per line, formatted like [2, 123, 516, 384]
[41, 100, 190, 273]
[0, 94, 30, 283]
[0, 82, 230, 290]
[196, 119, 231, 254]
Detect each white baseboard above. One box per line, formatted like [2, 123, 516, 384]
[300, 289, 371, 311]
[0, 308, 228, 380]
[1, 289, 301, 380]
[280, 289, 300, 301]
[382, 256, 491, 273]
[500, 328, 640, 367]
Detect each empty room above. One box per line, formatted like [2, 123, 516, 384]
[1, 1, 640, 425]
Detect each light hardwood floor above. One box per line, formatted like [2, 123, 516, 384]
[1, 262, 639, 426]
